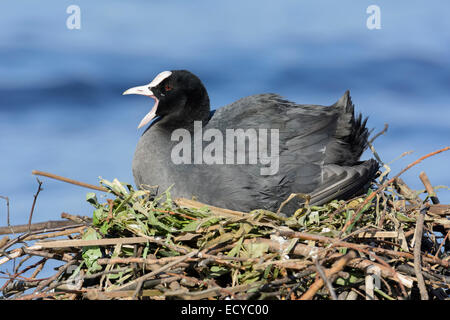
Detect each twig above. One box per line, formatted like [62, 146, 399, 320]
[175, 198, 246, 218]
[276, 193, 309, 215]
[393, 177, 422, 206]
[340, 146, 450, 235]
[15, 291, 73, 301]
[32, 237, 151, 249]
[369, 123, 389, 144]
[0, 236, 9, 247]
[24, 226, 86, 241]
[413, 205, 429, 300]
[113, 250, 199, 292]
[28, 178, 43, 232]
[32, 170, 109, 193]
[85, 289, 162, 300]
[22, 248, 74, 262]
[434, 230, 449, 258]
[0, 195, 10, 226]
[0, 220, 83, 235]
[30, 258, 47, 279]
[419, 171, 440, 204]
[299, 251, 356, 300]
[33, 259, 77, 294]
[61, 212, 92, 224]
[132, 279, 145, 300]
[314, 258, 337, 300]
[266, 230, 449, 267]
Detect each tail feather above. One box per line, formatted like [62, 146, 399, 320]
[324, 91, 370, 166]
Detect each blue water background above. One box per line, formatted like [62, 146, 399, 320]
[0, 0, 449, 287]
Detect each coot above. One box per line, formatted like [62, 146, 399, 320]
[123, 70, 378, 215]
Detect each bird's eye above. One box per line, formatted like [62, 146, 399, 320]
[164, 84, 172, 92]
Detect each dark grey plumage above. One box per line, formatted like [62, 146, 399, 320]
[127, 70, 379, 216]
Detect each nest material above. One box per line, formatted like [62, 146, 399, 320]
[1, 169, 449, 301]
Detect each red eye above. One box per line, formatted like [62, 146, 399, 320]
[165, 84, 172, 91]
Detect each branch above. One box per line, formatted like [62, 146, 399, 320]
[32, 170, 108, 193]
[0, 220, 82, 235]
[413, 205, 429, 300]
[340, 146, 450, 235]
[299, 251, 356, 300]
[28, 178, 43, 232]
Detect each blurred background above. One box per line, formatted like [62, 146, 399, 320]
[1, 0, 449, 229]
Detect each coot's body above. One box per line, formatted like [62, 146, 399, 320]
[124, 70, 378, 215]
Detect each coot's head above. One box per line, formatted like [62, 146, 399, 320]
[123, 70, 210, 128]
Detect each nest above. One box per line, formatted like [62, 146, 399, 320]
[0, 148, 449, 300]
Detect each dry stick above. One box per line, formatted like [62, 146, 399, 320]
[419, 171, 440, 204]
[314, 258, 337, 300]
[30, 259, 47, 279]
[28, 178, 43, 232]
[13, 255, 32, 274]
[428, 204, 450, 216]
[435, 230, 450, 258]
[340, 146, 450, 236]
[393, 177, 422, 207]
[32, 170, 109, 193]
[85, 289, 163, 300]
[369, 123, 389, 144]
[175, 198, 246, 218]
[132, 279, 145, 300]
[268, 230, 434, 295]
[272, 230, 448, 267]
[418, 172, 449, 256]
[0, 236, 9, 248]
[348, 258, 412, 286]
[0, 195, 10, 226]
[16, 291, 77, 301]
[52, 267, 133, 294]
[33, 259, 77, 294]
[33, 237, 151, 249]
[113, 250, 199, 292]
[61, 212, 92, 224]
[11, 257, 47, 282]
[97, 252, 253, 266]
[22, 248, 74, 262]
[0, 223, 86, 257]
[299, 251, 356, 300]
[24, 226, 87, 241]
[137, 233, 192, 255]
[0, 220, 82, 236]
[413, 205, 429, 300]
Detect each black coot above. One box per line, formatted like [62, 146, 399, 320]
[123, 70, 379, 215]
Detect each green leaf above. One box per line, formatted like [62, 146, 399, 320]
[146, 209, 174, 233]
[234, 223, 253, 238]
[396, 212, 416, 222]
[81, 228, 103, 274]
[227, 236, 244, 257]
[263, 265, 272, 279]
[204, 232, 234, 249]
[86, 193, 99, 208]
[181, 220, 202, 232]
[92, 208, 106, 226]
[209, 265, 229, 277]
[99, 221, 111, 234]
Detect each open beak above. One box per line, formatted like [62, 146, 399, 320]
[123, 85, 159, 129]
[123, 71, 172, 129]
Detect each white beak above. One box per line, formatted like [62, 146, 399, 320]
[122, 84, 154, 97]
[123, 71, 172, 129]
[123, 85, 159, 129]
